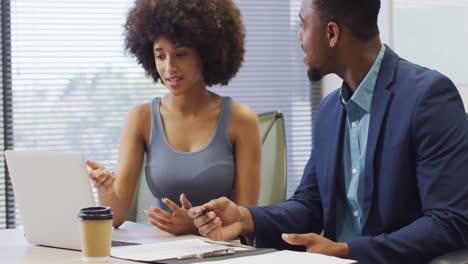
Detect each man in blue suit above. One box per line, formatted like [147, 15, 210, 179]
[190, 0, 468, 262]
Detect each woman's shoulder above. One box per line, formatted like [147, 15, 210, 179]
[125, 102, 152, 129]
[128, 102, 151, 119]
[122, 103, 152, 145]
[229, 99, 259, 129]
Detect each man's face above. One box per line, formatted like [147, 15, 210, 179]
[298, 0, 329, 82]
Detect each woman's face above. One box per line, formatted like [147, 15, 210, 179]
[153, 36, 205, 95]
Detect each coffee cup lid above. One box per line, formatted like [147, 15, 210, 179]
[78, 206, 113, 220]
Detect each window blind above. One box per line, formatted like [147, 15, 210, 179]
[1, 0, 14, 229]
[220, 0, 318, 196]
[4, 0, 318, 228]
[0, 0, 5, 229]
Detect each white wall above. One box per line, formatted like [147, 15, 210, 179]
[322, 0, 468, 113]
[393, 0, 468, 110]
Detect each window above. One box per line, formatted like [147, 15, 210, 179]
[8, 0, 160, 227]
[2, 0, 315, 228]
[1, 0, 14, 229]
[222, 1, 315, 196]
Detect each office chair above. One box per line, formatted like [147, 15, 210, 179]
[428, 113, 468, 264]
[126, 155, 152, 223]
[257, 111, 287, 206]
[126, 111, 288, 222]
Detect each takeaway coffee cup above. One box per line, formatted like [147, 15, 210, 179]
[78, 206, 113, 262]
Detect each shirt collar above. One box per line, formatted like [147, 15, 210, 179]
[340, 45, 386, 113]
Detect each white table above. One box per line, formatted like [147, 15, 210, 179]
[0, 221, 199, 264]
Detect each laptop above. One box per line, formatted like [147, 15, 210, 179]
[4, 150, 96, 250]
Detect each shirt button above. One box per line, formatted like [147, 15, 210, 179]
[351, 121, 357, 128]
[353, 210, 360, 217]
[352, 168, 358, 174]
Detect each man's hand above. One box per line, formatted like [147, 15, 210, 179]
[188, 197, 251, 241]
[282, 233, 350, 259]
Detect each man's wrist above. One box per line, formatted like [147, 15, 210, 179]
[334, 242, 350, 259]
[239, 206, 254, 237]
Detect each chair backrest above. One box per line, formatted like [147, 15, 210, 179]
[126, 156, 153, 223]
[126, 111, 288, 222]
[257, 111, 287, 206]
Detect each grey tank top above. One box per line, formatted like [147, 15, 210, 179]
[145, 97, 235, 211]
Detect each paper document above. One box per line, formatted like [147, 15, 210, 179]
[112, 221, 199, 244]
[111, 238, 250, 262]
[196, 250, 356, 264]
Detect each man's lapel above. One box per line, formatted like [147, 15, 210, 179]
[324, 98, 345, 239]
[361, 45, 399, 229]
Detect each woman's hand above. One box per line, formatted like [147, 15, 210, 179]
[144, 193, 198, 235]
[87, 160, 116, 195]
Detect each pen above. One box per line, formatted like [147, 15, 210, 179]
[194, 207, 208, 218]
[177, 248, 235, 259]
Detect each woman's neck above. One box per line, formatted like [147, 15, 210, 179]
[165, 88, 213, 116]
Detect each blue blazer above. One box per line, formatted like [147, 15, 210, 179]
[248, 46, 468, 263]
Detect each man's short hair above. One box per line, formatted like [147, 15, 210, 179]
[312, 0, 381, 41]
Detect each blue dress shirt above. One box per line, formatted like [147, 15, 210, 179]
[336, 46, 386, 242]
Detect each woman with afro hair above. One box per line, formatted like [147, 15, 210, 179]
[87, 0, 261, 235]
